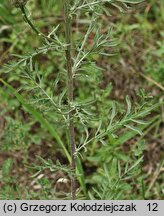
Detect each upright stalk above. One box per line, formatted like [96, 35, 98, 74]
[64, 0, 76, 199]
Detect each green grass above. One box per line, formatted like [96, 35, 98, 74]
[0, 0, 163, 200]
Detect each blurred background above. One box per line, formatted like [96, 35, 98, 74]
[0, 0, 163, 199]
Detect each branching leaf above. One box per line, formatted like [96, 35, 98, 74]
[124, 124, 143, 135]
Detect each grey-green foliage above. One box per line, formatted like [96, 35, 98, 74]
[28, 156, 72, 178]
[1, 0, 162, 199]
[89, 156, 144, 199]
[76, 93, 159, 154]
[71, 0, 144, 15]
[4, 0, 148, 127]
[87, 139, 146, 199]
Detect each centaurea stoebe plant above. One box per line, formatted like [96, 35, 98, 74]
[1, 0, 163, 200]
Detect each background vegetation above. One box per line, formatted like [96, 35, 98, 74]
[0, 0, 163, 199]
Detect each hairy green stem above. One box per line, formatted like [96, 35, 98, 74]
[20, 6, 40, 34]
[64, 0, 76, 200]
[20, 6, 60, 45]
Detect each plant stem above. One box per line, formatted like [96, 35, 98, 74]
[64, 0, 76, 199]
[20, 6, 40, 35]
[20, 6, 60, 45]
